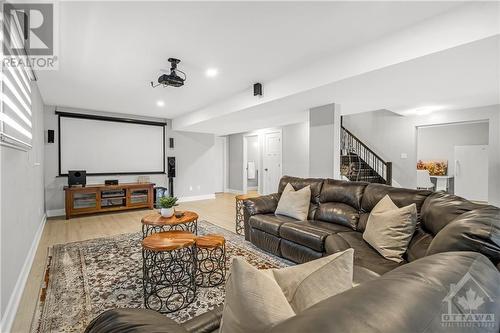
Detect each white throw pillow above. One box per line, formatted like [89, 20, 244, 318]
[363, 195, 417, 263]
[275, 183, 311, 220]
[219, 249, 354, 333]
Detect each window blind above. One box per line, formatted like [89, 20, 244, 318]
[1, 7, 33, 151]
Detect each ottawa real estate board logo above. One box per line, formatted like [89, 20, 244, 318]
[442, 272, 496, 329]
[2, 2, 58, 70]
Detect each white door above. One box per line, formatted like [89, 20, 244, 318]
[214, 137, 226, 193]
[263, 131, 282, 194]
[454, 145, 488, 202]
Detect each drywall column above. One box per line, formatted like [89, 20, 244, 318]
[309, 103, 341, 179]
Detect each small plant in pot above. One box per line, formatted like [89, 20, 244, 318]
[158, 196, 178, 218]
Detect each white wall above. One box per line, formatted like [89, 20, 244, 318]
[343, 105, 500, 206]
[1, 82, 46, 332]
[228, 122, 309, 192]
[417, 122, 489, 175]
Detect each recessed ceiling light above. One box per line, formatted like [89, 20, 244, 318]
[403, 105, 445, 116]
[156, 100, 165, 107]
[205, 68, 218, 77]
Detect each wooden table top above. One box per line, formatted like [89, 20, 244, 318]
[235, 193, 260, 201]
[142, 231, 196, 251]
[196, 234, 225, 249]
[141, 211, 198, 226]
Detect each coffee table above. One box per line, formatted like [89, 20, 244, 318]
[141, 211, 198, 238]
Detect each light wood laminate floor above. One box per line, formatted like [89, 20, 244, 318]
[11, 193, 238, 333]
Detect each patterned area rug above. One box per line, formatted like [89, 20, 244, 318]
[31, 220, 291, 333]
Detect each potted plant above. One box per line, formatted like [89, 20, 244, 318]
[158, 196, 178, 218]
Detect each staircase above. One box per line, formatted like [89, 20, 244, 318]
[340, 126, 392, 185]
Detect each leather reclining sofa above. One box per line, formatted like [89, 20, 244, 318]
[244, 176, 500, 274]
[85, 176, 500, 333]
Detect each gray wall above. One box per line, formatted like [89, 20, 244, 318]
[228, 134, 243, 191]
[44, 107, 217, 213]
[417, 122, 489, 175]
[283, 122, 309, 178]
[1, 82, 45, 325]
[309, 104, 341, 178]
[246, 135, 259, 188]
[169, 129, 216, 198]
[343, 105, 500, 206]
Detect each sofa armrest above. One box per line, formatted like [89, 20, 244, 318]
[242, 194, 280, 240]
[84, 308, 188, 333]
[426, 206, 500, 266]
[182, 305, 223, 333]
[243, 193, 280, 215]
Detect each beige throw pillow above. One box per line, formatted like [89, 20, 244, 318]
[219, 250, 354, 333]
[271, 248, 354, 313]
[363, 195, 417, 263]
[219, 258, 295, 333]
[275, 183, 311, 220]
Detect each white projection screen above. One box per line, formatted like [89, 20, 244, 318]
[59, 114, 165, 175]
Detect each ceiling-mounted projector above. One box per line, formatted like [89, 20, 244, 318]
[151, 58, 186, 88]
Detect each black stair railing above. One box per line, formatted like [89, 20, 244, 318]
[340, 126, 392, 185]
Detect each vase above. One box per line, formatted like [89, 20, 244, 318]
[160, 207, 174, 218]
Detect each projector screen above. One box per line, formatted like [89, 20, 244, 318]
[59, 114, 165, 175]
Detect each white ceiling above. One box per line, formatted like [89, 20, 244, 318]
[36, 1, 461, 118]
[187, 36, 500, 135]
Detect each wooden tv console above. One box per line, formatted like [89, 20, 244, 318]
[64, 182, 155, 219]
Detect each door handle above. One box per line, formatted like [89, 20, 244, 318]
[264, 168, 268, 171]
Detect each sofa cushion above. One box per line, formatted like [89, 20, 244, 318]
[363, 195, 417, 263]
[325, 232, 405, 274]
[405, 227, 433, 262]
[249, 214, 298, 236]
[420, 191, 484, 236]
[278, 176, 324, 204]
[279, 221, 351, 252]
[361, 184, 431, 220]
[315, 202, 360, 230]
[319, 179, 367, 209]
[275, 183, 311, 220]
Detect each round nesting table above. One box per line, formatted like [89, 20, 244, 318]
[195, 234, 226, 287]
[142, 231, 197, 313]
[235, 194, 260, 235]
[141, 211, 199, 238]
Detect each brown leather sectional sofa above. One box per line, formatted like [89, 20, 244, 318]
[85, 176, 500, 333]
[244, 176, 500, 274]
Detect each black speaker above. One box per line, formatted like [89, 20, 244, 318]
[253, 83, 262, 96]
[169, 137, 174, 149]
[167, 157, 176, 178]
[68, 170, 86, 187]
[48, 129, 55, 143]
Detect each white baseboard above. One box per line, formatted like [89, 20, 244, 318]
[0, 214, 46, 333]
[46, 208, 65, 217]
[224, 188, 243, 194]
[178, 194, 216, 202]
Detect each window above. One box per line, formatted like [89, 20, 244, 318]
[1, 7, 34, 151]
